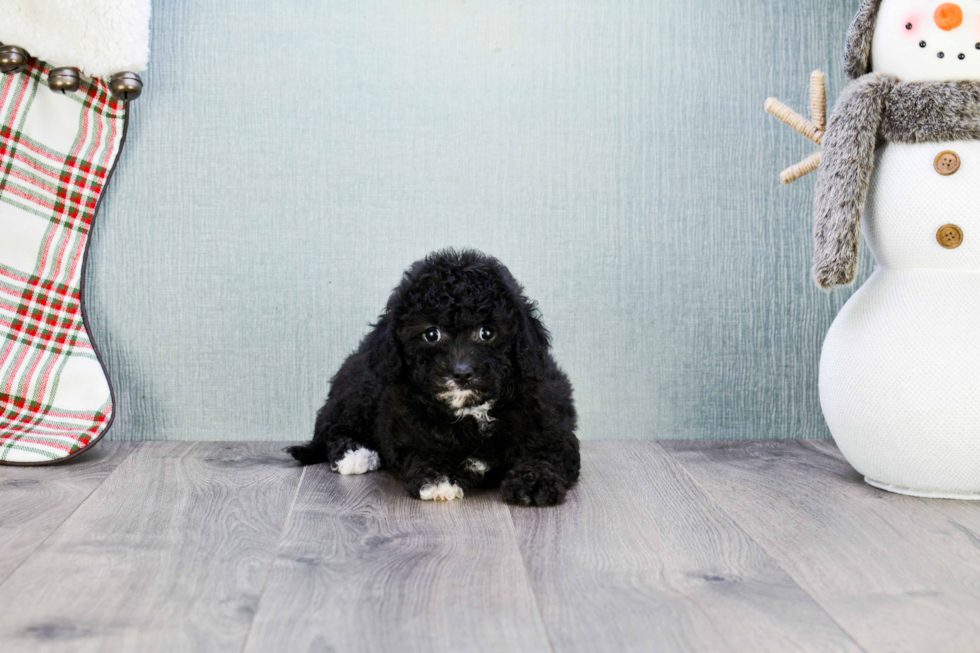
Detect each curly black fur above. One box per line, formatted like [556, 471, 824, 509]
[287, 250, 580, 506]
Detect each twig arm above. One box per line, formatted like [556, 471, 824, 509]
[811, 70, 826, 131]
[765, 69, 828, 184]
[781, 151, 822, 185]
[765, 98, 823, 145]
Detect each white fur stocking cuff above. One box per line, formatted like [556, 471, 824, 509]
[0, 0, 151, 78]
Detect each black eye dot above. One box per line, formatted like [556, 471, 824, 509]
[938, 51, 945, 59]
[906, 23, 913, 30]
[960, 53, 967, 60]
[920, 41, 928, 48]
[976, 43, 980, 50]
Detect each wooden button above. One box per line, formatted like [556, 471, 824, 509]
[935, 150, 961, 175]
[937, 224, 964, 249]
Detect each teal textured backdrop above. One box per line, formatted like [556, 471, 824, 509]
[89, 0, 871, 442]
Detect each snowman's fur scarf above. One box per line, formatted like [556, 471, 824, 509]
[814, 73, 980, 288]
[881, 81, 980, 142]
[843, 0, 882, 80]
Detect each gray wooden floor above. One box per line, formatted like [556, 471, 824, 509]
[1, 441, 978, 653]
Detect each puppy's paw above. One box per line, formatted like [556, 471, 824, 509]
[331, 448, 381, 475]
[419, 478, 464, 502]
[501, 462, 567, 507]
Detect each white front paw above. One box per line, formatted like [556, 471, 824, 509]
[419, 478, 464, 501]
[332, 448, 381, 475]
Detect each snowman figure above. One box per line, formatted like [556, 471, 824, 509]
[774, 0, 980, 498]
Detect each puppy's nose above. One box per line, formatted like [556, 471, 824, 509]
[453, 363, 474, 384]
[935, 3, 963, 31]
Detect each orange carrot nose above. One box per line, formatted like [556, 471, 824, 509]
[935, 3, 963, 31]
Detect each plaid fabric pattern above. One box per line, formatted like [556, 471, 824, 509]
[0, 61, 126, 463]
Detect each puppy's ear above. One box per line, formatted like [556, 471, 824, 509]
[367, 313, 402, 383]
[492, 260, 551, 380]
[515, 299, 551, 379]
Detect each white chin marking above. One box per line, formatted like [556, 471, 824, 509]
[436, 385, 476, 409]
[331, 448, 381, 475]
[464, 458, 490, 476]
[454, 402, 496, 431]
[419, 478, 464, 501]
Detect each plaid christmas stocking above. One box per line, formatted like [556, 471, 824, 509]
[0, 61, 127, 464]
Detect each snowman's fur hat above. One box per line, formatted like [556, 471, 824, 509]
[843, 0, 883, 79]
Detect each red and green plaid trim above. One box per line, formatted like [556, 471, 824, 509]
[0, 61, 127, 463]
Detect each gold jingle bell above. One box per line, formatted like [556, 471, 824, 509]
[107, 72, 143, 101]
[0, 45, 30, 74]
[48, 67, 81, 93]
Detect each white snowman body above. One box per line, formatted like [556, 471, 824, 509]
[820, 0, 980, 497]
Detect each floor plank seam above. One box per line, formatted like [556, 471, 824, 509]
[504, 506, 559, 653]
[0, 442, 144, 591]
[238, 464, 307, 653]
[654, 441, 871, 653]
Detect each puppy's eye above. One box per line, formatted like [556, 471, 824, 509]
[423, 327, 441, 343]
[479, 326, 496, 341]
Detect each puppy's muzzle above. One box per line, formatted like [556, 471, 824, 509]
[437, 378, 479, 409]
[452, 362, 475, 388]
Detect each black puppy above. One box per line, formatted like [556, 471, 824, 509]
[288, 249, 579, 506]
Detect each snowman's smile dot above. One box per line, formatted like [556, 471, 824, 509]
[938, 51, 946, 59]
[906, 22, 913, 30]
[920, 41, 928, 48]
[959, 53, 966, 60]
